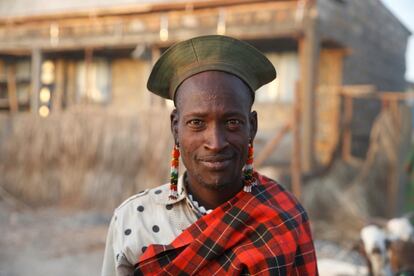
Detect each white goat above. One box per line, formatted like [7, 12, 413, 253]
[386, 217, 414, 242]
[360, 217, 414, 276]
[386, 217, 414, 274]
[360, 225, 392, 276]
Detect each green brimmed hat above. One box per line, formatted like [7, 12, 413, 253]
[147, 35, 276, 101]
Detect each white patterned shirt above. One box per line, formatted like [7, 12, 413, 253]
[101, 175, 208, 276]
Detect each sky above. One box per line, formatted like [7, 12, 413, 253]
[381, 0, 414, 83]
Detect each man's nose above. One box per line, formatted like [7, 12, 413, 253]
[204, 124, 228, 151]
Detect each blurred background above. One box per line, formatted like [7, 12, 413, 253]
[0, 0, 413, 275]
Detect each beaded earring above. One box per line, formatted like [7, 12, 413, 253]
[169, 144, 180, 200]
[243, 142, 256, 192]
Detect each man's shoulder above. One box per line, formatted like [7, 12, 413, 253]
[256, 173, 293, 199]
[115, 182, 170, 213]
[255, 172, 308, 222]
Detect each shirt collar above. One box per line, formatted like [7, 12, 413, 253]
[150, 172, 212, 216]
[176, 172, 213, 216]
[187, 193, 213, 215]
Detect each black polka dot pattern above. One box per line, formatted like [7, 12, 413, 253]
[152, 225, 160, 233]
[137, 205, 144, 212]
[142, 246, 147, 253]
[154, 189, 162, 194]
[124, 229, 131, 235]
[166, 204, 173, 210]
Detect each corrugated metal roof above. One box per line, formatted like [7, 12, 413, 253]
[0, 0, 209, 19]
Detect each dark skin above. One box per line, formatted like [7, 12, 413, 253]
[170, 71, 257, 210]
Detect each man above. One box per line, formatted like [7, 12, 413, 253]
[101, 35, 318, 275]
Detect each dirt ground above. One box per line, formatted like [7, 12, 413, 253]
[0, 200, 368, 276]
[0, 201, 110, 276]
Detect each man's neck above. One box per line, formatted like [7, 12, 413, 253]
[184, 173, 244, 210]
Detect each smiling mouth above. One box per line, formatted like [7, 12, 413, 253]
[198, 157, 233, 170]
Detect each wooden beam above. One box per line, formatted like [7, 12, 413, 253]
[30, 48, 42, 113]
[84, 48, 93, 103]
[342, 94, 353, 161]
[298, 6, 319, 173]
[378, 92, 414, 100]
[52, 59, 65, 112]
[0, 28, 301, 54]
[291, 82, 302, 199]
[6, 63, 18, 113]
[339, 87, 414, 101]
[339, 85, 376, 97]
[65, 60, 76, 106]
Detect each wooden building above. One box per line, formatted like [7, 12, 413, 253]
[0, 0, 410, 172]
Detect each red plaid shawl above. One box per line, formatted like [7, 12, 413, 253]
[134, 173, 318, 275]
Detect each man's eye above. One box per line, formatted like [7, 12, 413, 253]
[187, 119, 204, 128]
[227, 119, 241, 127]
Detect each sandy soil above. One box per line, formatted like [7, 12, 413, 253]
[0, 202, 110, 276]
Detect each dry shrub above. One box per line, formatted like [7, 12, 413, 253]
[303, 106, 412, 244]
[303, 160, 364, 242]
[0, 106, 173, 210]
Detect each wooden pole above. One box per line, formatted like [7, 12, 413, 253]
[52, 59, 65, 112]
[291, 81, 302, 199]
[84, 48, 93, 103]
[31, 48, 42, 113]
[6, 63, 18, 113]
[342, 94, 353, 161]
[387, 99, 402, 217]
[390, 99, 401, 131]
[298, 6, 319, 173]
[66, 61, 76, 106]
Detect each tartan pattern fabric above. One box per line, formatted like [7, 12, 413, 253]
[134, 172, 318, 275]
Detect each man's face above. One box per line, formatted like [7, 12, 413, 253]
[171, 71, 257, 190]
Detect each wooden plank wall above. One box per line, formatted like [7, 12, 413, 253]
[317, 0, 411, 158]
[315, 49, 344, 165]
[111, 58, 151, 110]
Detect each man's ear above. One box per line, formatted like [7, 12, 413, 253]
[249, 111, 258, 142]
[170, 109, 179, 144]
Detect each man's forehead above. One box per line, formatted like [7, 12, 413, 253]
[175, 71, 253, 108]
[178, 101, 249, 118]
